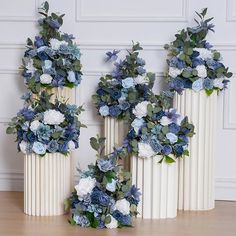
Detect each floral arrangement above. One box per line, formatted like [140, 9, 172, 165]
[122, 93, 195, 162]
[92, 42, 156, 120]
[65, 136, 141, 228]
[6, 92, 85, 156]
[165, 8, 232, 95]
[21, 1, 82, 94]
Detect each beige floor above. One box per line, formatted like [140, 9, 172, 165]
[0, 192, 235, 236]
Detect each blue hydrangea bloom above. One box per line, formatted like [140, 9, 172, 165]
[99, 105, 109, 116]
[18, 108, 35, 121]
[36, 124, 51, 141]
[112, 210, 132, 225]
[174, 144, 184, 156]
[150, 139, 163, 153]
[109, 106, 122, 117]
[162, 145, 172, 155]
[32, 141, 46, 155]
[34, 36, 45, 48]
[166, 133, 178, 144]
[97, 157, 116, 172]
[73, 214, 90, 227]
[168, 123, 180, 134]
[122, 77, 134, 89]
[91, 188, 111, 207]
[170, 77, 185, 93]
[203, 78, 213, 89]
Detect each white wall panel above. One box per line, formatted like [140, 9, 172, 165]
[0, 0, 235, 200]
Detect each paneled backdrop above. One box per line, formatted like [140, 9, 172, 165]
[0, 0, 235, 200]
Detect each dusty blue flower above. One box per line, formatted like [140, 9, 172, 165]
[162, 145, 172, 155]
[192, 79, 204, 92]
[131, 118, 144, 134]
[36, 124, 51, 141]
[170, 77, 185, 93]
[122, 77, 134, 89]
[73, 214, 90, 227]
[168, 123, 180, 134]
[97, 157, 116, 172]
[112, 210, 131, 225]
[67, 71, 76, 83]
[105, 50, 120, 62]
[110, 90, 121, 100]
[119, 101, 130, 111]
[150, 139, 163, 153]
[32, 141, 46, 155]
[18, 107, 35, 121]
[203, 78, 213, 89]
[34, 36, 45, 48]
[166, 133, 178, 144]
[91, 188, 111, 207]
[99, 105, 109, 116]
[109, 106, 122, 117]
[174, 144, 184, 156]
[47, 140, 59, 152]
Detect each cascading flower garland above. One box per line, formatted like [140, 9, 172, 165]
[6, 91, 85, 156]
[92, 43, 156, 120]
[21, 1, 82, 94]
[165, 8, 232, 95]
[66, 136, 141, 229]
[122, 92, 195, 163]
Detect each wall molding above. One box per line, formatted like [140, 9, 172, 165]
[75, 0, 188, 22]
[0, 0, 39, 22]
[226, 0, 236, 22]
[0, 172, 24, 191]
[215, 178, 236, 200]
[223, 74, 236, 129]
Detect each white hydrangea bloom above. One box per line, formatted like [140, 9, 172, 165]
[213, 78, 224, 89]
[43, 109, 65, 125]
[194, 48, 213, 60]
[30, 120, 41, 132]
[196, 65, 207, 78]
[138, 142, 156, 158]
[105, 215, 118, 229]
[134, 75, 149, 85]
[75, 176, 96, 197]
[114, 199, 130, 215]
[40, 74, 53, 84]
[168, 67, 183, 78]
[133, 101, 150, 119]
[68, 140, 76, 151]
[50, 38, 68, 50]
[19, 141, 29, 154]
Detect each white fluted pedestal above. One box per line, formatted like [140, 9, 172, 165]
[131, 156, 178, 219]
[104, 117, 129, 168]
[174, 90, 217, 211]
[24, 153, 72, 216]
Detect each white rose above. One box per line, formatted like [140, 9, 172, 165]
[133, 101, 150, 119]
[213, 78, 224, 89]
[26, 59, 36, 74]
[43, 109, 65, 125]
[30, 120, 40, 132]
[168, 67, 183, 78]
[19, 141, 29, 154]
[114, 199, 130, 215]
[67, 71, 76, 82]
[106, 179, 116, 192]
[138, 142, 156, 158]
[40, 74, 53, 84]
[196, 65, 207, 78]
[68, 140, 76, 151]
[160, 116, 172, 126]
[105, 215, 118, 229]
[194, 48, 213, 60]
[75, 176, 96, 197]
[50, 38, 68, 50]
[134, 75, 149, 85]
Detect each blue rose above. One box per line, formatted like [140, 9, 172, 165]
[91, 188, 111, 207]
[47, 140, 59, 153]
[112, 210, 132, 226]
[109, 106, 122, 117]
[96, 88, 106, 96]
[34, 36, 45, 48]
[26, 132, 36, 143]
[174, 144, 184, 156]
[192, 79, 204, 92]
[162, 145, 172, 155]
[203, 78, 214, 90]
[99, 105, 109, 116]
[122, 77, 134, 89]
[18, 107, 35, 121]
[150, 139, 163, 153]
[110, 90, 122, 100]
[32, 142, 46, 155]
[58, 143, 69, 153]
[119, 101, 130, 111]
[168, 123, 180, 134]
[97, 157, 116, 172]
[170, 77, 184, 93]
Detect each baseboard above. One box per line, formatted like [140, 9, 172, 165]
[0, 172, 24, 191]
[215, 178, 236, 201]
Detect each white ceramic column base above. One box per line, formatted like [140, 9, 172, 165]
[131, 155, 178, 219]
[24, 153, 71, 216]
[174, 89, 217, 211]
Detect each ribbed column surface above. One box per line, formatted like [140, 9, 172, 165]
[174, 89, 217, 211]
[131, 156, 178, 219]
[24, 153, 71, 216]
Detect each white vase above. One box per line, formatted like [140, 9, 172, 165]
[131, 155, 178, 219]
[24, 153, 72, 216]
[174, 89, 217, 211]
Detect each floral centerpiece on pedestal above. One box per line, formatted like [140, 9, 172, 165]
[66, 136, 141, 228]
[21, 1, 82, 94]
[122, 93, 195, 162]
[92, 42, 156, 120]
[165, 8, 232, 95]
[6, 91, 85, 156]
